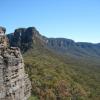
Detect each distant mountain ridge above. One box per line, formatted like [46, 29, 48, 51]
[7, 27, 100, 58]
[48, 38, 100, 58]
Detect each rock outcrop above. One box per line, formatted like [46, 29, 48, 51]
[7, 27, 46, 52]
[0, 26, 31, 100]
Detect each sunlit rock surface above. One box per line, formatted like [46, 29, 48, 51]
[0, 26, 31, 100]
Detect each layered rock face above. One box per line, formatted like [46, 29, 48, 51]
[0, 27, 31, 100]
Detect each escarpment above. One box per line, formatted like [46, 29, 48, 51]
[0, 26, 31, 100]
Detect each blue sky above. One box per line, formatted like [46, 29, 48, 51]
[0, 0, 100, 43]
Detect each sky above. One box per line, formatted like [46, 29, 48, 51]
[0, 0, 100, 43]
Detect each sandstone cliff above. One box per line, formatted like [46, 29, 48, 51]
[0, 26, 31, 100]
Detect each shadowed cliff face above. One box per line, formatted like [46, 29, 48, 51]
[7, 27, 100, 58]
[7, 27, 46, 52]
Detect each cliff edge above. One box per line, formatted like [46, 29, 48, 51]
[0, 26, 31, 100]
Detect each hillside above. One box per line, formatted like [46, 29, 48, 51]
[7, 27, 100, 100]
